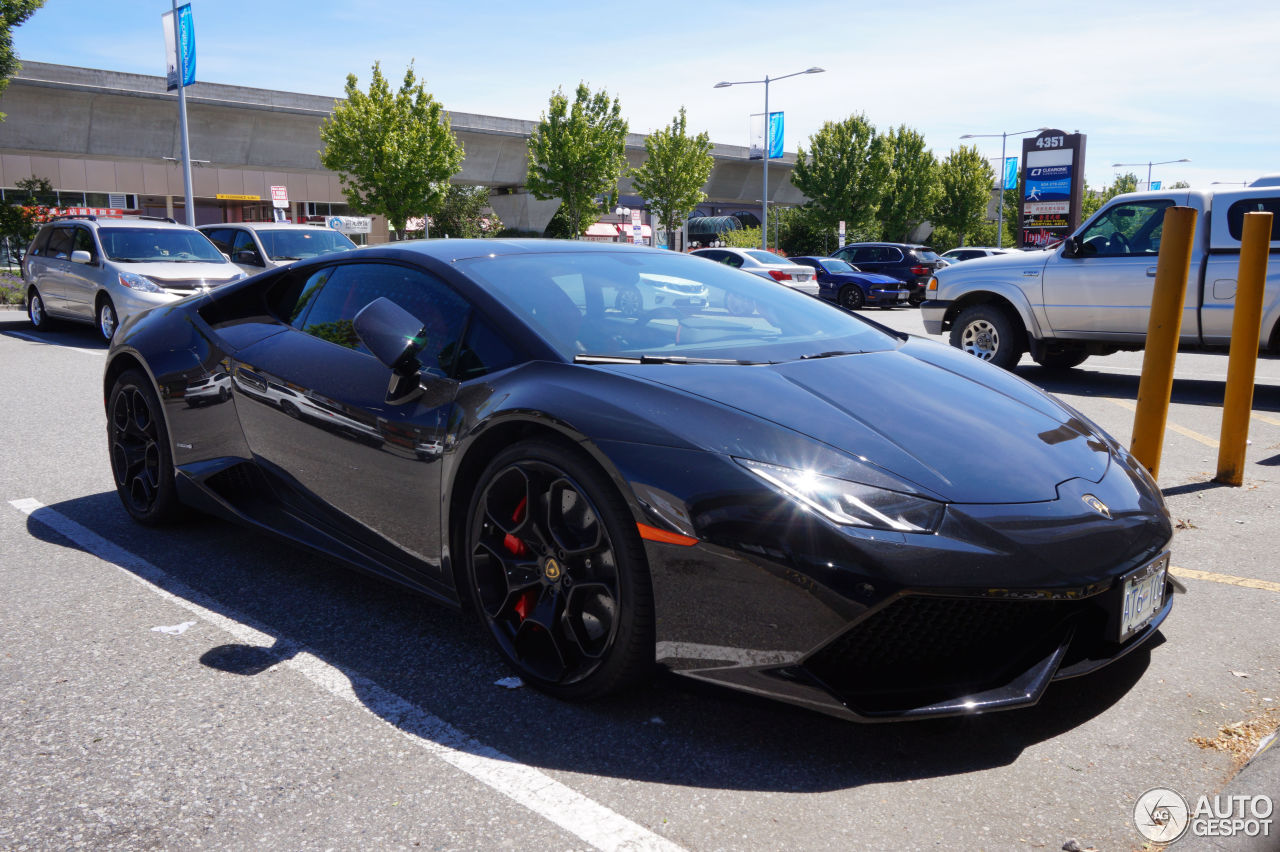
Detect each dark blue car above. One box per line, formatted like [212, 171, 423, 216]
[790, 256, 911, 310]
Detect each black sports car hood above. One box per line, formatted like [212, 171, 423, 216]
[608, 337, 1110, 504]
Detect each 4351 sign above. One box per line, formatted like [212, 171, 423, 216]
[1019, 129, 1086, 248]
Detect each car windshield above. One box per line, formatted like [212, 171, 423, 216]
[257, 228, 357, 260]
[457, 250, 897, 363]
[821, 259, 856, 273]
[99, 227, 226, 263]
[744, 250, 794, 265]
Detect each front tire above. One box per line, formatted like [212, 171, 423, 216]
[465, 439, 654, 700]
[950, 304, 1024, 370]
[1032, 344, 1090, 370]
[97, 298, 118, 343]
[108, 369, 185, 525]
[838, 286, 866, 310]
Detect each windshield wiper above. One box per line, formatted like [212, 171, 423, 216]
[798, 350, 860, 360]
[272, 255, 302, 261]
[574, 354, 774, 366]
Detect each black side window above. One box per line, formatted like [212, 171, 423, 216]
[28, 226, 53, 256]
[231, 230, 262, 265]
[452, 315, 519, 380]
[203, 228, 234, 254]
[1226, 197, 1280, 241]
[294, 262, 470, 373]
[72, 228, 97, 261]
[886, 248, 904, 263]
[45, 227, 75, 260]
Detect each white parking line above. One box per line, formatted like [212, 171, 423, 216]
[8, 497, 683, 852]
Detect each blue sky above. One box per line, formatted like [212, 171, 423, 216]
[12, 0, 1279, 190]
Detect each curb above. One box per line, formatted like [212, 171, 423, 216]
[1178, 727, 1279, 850]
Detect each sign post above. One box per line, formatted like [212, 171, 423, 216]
[1018, 129, 1087, 249]
[162, 2, 197, 226]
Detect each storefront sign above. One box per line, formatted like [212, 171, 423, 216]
[216, 193, 261, 201]
[328, 216, 371, 234]
[51, 207, 123, 218]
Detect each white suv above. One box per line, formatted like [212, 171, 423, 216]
[23, 216, 244, 342]
[199, 222, 357, 276]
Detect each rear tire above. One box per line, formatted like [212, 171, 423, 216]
[950, 304, 1024, 370]
[28, 288, 51, 330]
[107, 369, 186, 525]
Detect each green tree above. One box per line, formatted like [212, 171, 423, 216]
[526, 83, 629, 239]
[319, 62, 463, 240]
[1080, 172, 1139, 220]
[432, 185, 503, 238]
[630, 108, 713, 250]
[933, 145, 994, 247]
[0, 0, 42, 121]
[718, 226, 763, 249]
[878, 126, 940, 242]
[0, 175, 52, 261]
[774, 206, 841, 257]
[790, 114, 890, 236]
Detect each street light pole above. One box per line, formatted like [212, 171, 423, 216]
[959, 127, 1048, 248]
[1111, 158, 1191, 191]
[715, 67, 824, 251]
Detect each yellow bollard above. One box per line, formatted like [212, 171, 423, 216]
[1130, 206, 1198, 480]
[1214, 211, 1272, 485]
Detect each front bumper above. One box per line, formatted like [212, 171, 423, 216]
[920, 299, 951, 335]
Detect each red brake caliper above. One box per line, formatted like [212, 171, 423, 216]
[503, 496, 537, 621]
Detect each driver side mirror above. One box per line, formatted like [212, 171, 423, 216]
[354, 297, 435, 405]
[233, 250, 263, 266]
[1061, 236, 1083, 258]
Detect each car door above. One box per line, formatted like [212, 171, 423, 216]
[228, 260, 470, 581]
[1041, 199, 1176, 337]
[58, 226, 103, 320]
[32, 226, 76, 313]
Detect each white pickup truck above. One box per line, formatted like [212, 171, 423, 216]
[921, 186, 1280, 369]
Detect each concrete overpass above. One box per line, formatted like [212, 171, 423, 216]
[0, 61, 806, 238]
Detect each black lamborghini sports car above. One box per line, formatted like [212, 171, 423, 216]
[103, 239, 1176, 721]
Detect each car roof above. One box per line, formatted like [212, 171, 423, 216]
[356, 238, 656, 264]
[45, 216, 192, 230]
[200, 222, 339, 232]
[841, 242, 930, 249]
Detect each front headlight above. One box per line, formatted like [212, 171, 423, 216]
[737, 458, 944, 533]
[117, 271, 165, 293]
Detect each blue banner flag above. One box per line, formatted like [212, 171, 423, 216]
[1003, 156, 1019, 191]
[163, 4, 196, 90]
[767, 111, 783, 159]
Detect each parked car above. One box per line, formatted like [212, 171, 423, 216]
[939, 246, 1019, 264]
[830, 242, 945, 306]
[789, 256, 911, 309]
[104, 238, 1176, 721]
[612, 272, 709, 316]
[199, 222, 358, 275]
[23, 215, 245, 342]
[689, 247, 819, 313]
[924, 186, 1280, 370]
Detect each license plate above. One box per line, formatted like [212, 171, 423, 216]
[1117, 553, 1169, 641]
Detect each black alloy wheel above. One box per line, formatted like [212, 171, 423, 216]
[108, 370, 184, 524]
[466, 439, 654, 700]
[838, 285, 866, 310]
[615, 286, 643, 317]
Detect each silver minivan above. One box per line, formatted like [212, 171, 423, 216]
[199, 222, 357, 276]
[23, 216, 244, 342]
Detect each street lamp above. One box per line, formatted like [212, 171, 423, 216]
[715, 66, 825, 250]
[959, 127, 1048, 248]
[1111, 158, 1191, 192]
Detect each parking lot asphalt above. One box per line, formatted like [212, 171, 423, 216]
[1, 307, 1277, 851]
